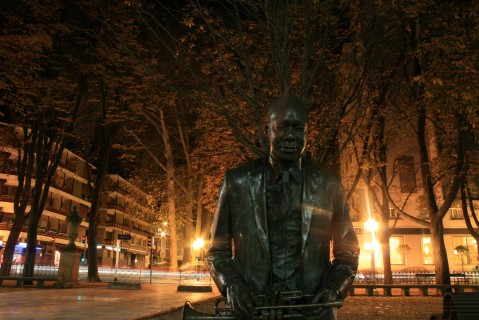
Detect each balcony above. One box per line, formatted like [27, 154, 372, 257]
[106, 203, 125, 213]
[0, 195, 15, 202]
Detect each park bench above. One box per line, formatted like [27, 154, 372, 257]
[416, 273, 436, 283]
[415, 273, 469, 285]
[351, 284, 479, 296]
[450, 273, 468, 284]
[0, 276, 57, 288]
[430, 292, 479, 320]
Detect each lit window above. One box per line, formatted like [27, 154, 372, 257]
[389, 208, 402, 219]
[449, 208, 463, 220]
[398, 156, 417, 193]
[422, 237, 433, 265]
[452, 236, 477, 266]
[390, 236, 406, 265]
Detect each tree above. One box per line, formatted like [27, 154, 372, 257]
[0, 0, 88, 276]
[132, 0, 369, 164]
[380, 0, 477, 285]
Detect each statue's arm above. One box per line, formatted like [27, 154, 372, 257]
[206, 172, 241, 296]
[323, 183, 360, 299]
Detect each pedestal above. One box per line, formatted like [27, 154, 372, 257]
[54, 249, 81, 288]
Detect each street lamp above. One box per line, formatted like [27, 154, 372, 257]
[365, 219, 379, 284]
[192, 238, 205, 272]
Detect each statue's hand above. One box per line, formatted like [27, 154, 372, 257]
[226, 279, 257, 319]
[303, 288, 340, 319]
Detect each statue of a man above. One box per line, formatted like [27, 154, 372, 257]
[206, 95, 360, 319]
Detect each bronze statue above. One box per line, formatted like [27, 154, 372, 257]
[205, 95, 360, 319]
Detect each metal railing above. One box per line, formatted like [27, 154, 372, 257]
[355, 270, 479, 285]
[108, 267, 141, 284]
[0, 262, 58, 277]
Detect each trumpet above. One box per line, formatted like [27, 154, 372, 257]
[182, 291, 343, 320]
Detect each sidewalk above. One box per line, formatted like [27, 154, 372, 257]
[0, 282, 220, 320]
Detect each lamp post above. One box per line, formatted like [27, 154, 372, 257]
[192, 238, 204, 272]
[365, 219, 379, 284]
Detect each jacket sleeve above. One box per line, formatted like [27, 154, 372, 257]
[205, 171, 241, 296]
[322, 181, 360, 299]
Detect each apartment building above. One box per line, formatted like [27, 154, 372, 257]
[0, 128, 91, 265]
[341, 116, 479, 273]
[96, 174, 156, 268]
[0, 123, 157, 268]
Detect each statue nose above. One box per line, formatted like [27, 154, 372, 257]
[284, 127, 296, 138]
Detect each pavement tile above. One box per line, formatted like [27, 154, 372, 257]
[0, 282, 220, 320]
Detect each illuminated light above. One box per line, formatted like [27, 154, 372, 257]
[364, 242, 372, 251]
[365, 219, 379, 232]
[192, 238, 205, 250]
[97, 245, 103, 249]
[18, 242, 27, 248]
[160, 231, 166, 237]
[163, 221, 168, 226]
[364, 241, 380, 252]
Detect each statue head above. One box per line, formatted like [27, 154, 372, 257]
[268, 94, 309, 166]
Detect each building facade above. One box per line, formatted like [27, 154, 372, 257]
[96, 174, 156, 268]
[0, 123, 157, 268]
[341, 114, 479, 274]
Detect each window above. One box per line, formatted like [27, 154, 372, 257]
[349, 210, 359, 222]
[452, 236, 477, 266]
[354, 227, 365, 234]
[449, 208, 463, 220]
[398, 156, 417, 193]
[390, 236, 406, 265]
[389, 208, 402, 219]
[422, 237, 433, 265]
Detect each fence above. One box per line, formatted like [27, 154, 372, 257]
[355, 270, 479, 285]
[108, 267, 141, 284]
[0, 262, 58, 277]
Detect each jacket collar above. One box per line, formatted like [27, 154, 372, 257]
[248, 156, 317, 256]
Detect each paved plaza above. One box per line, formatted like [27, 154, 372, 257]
[0, 282, 219, 320]
[0, 281, 446, 320]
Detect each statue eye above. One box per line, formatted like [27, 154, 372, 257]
[295, 125, 306, 132]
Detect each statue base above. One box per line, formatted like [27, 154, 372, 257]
[177, 284, 213, 292]
[54, 249, 81, 288]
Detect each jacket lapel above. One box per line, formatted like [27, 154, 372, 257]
[301, 161, 320, 253]
[248, 158, 270, 263]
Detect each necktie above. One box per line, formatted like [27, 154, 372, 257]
[280, 167, 299, 210]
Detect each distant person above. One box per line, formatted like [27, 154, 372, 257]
[206, 94, 360, 319]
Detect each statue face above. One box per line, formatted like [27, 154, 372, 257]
[269, 106, 308, 165]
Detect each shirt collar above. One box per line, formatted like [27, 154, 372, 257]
[268, 155, 302, 181]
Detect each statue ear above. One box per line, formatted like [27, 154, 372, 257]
[263, 121, 270, 138]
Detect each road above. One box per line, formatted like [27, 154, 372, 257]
[78, 266, 213, 285]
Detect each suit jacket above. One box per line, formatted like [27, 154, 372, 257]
[206, 156, 359, 298]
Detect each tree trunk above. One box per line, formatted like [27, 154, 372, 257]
[166, 164, 178, 269]
[182, 175, 194, 266]
[430, 217, 450, 285]
[87, 80, 113, 282]
[379, 227, 393, 285]
[161, 110, 178, 269]
[195, 175, 204, 239]
[23, 213, 40, 277]
[0, 217, 24, 276]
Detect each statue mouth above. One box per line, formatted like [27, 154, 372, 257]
[281, 146, 298, 153]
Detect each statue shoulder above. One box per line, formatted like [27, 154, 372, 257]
[303, 159, 341, 183]
[225, 158, 265, 181]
